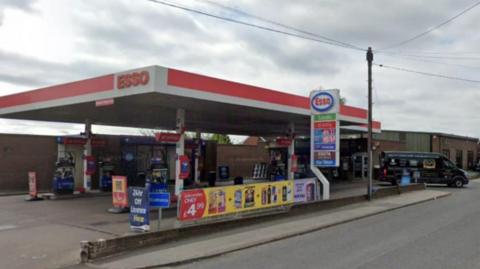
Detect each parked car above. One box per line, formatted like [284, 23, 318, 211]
[379, 151, 468, 188]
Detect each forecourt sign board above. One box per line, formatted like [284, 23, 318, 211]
[310, 89, 340, 167]
[178, 180, 294, 221]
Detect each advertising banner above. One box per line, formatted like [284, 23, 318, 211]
[310, 90, 340, 167]
[128, 187, 150, 231]
[276, 137, 292, 146]
[178, 180, 294, 221]
[85, 156, 96, 176]
[112, 176, 128, 208]
[293, 178, 319, 203]
[28, 172, 37, 198]
[155, 132, 181, 143]
[178, 155, 190, 179]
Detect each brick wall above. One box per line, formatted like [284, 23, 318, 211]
[373, 139, 406, 165]
[0, 134, 57, 192]
[433, 135, 478, 169]
[216, 143, 269, 178]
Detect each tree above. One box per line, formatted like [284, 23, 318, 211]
[206, 134, 232, 145]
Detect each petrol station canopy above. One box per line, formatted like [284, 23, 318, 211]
[0, 65, 381, 136]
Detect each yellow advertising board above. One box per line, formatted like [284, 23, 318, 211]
[178, 180, 294, 221]
[112, 176, 128, 208]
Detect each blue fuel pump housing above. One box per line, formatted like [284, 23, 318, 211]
[52, 153, 75, 194]
[99, 160, 114, 191]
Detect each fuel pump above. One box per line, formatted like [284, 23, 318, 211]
[52, 152, 75, 194]
[146, 157, 169, 193]
[268, 149, 287, 181]
[99, 158, 114, 191]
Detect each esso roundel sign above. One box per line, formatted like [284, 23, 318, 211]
[117, 71, 150, 89]
[311, 92, 335, 112]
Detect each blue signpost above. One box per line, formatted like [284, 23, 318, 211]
[149, 191, 170, 231]
[128, 187, 150, 232]
[149, 192, 170, 208]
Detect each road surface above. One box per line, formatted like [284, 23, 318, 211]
[174, 181, 480, 269]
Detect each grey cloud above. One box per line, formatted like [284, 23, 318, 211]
[0, 0, 37, 25]
[0, 50, 122, 90]
[0, 0, 37, 11]
[1, 0, 480, 137]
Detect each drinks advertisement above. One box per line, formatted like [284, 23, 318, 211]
[293, 178, 319, 203]
[112, 176, 128, 208]
[178, 180, 294, 221]
[310, 90, 340, 167]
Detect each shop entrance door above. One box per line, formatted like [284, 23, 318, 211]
[352, 152, 368, 180]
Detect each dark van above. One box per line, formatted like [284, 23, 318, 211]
[379, 151, 468, 188]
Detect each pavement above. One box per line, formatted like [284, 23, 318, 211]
[82, 188, 449, 269]
[170, 181, 480, 269]
[0, 194, 175, 269]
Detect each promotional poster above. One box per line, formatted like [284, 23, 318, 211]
[178, 180, 294, 221]
[293, 178, 319, 203]
[112, 176, 128, 208]
[128, 187, 150, 231]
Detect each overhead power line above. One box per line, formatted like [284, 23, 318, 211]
[146, 0, 365, 51]
[381, 51, 480, 60]
[380, 0, 480, 50]
[380, 50, 480, 56]
[196, 0, 364, 51]
[378, 53, 480, 69]
[374, 63, 480, 83]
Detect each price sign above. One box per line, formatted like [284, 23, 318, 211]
[178, 189, 206, 221]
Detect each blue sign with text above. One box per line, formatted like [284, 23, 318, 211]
[149, 192, 170, 208]
[128, 187, 150, 232]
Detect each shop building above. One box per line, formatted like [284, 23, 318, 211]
[373, 130, 479, 170]
[0, 65, 380, 199]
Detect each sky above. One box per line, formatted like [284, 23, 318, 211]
[0, 0, 479, 138]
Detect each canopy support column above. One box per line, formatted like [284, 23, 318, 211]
[83, 120, 92, 192]
[175, 109, 185, 196]
[194, 130, 201, 185]
[287, 122, 295, 180]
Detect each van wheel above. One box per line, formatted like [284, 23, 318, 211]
[453, 177, 464, 188]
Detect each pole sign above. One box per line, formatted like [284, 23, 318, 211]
[128, 187, 150, 232]
[112, 176, 128, 208]
[310, 89, 340, 167]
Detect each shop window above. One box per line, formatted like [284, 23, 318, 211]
[467, 151, 474, 169]
[408, 159, 419, 168]
[455, 150, 463, 168]
[442, 149, 450, 160]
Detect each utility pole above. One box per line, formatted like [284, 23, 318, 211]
[366, 47, 373, 201]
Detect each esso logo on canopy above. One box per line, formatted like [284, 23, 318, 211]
[311, 92, 335, 112]
[117, 71, 150, 89]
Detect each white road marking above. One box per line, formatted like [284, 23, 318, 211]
[0, 224, 17, 231]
